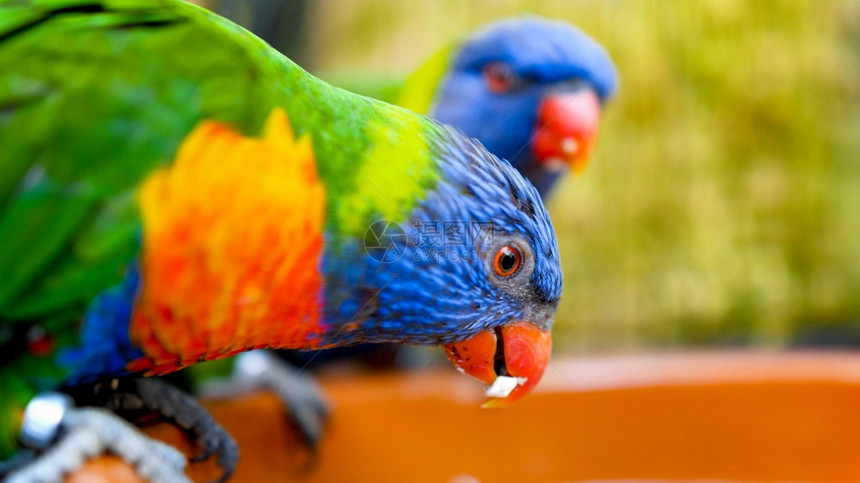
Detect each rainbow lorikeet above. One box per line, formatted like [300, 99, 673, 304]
[0, 0, 562, 480]
[396, 17, 619, 197]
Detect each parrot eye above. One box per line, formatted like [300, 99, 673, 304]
[484, 235, 535, 289]
[483, 62, 517, 93]
[493, 245, 522, 277]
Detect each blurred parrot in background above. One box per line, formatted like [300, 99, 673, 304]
[423, 18, 618, 196]
[0, 0, 562, 481]
[331, 17, 618, 198]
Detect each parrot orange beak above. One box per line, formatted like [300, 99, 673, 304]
[443, 321, 552, 407]
[531, 89, 601, 174]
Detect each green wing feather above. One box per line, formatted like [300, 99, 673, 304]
[0, 1, 203, 324]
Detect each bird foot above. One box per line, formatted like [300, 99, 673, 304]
[198, 350, 329, 450]
[106, 378, 239, 482]
[6, 392, 189, 483]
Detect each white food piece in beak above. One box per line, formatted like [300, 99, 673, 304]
[485, 375, 527, 398]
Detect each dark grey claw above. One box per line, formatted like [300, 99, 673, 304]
[199, 350, 330, 450]
[114, 378, 240, 483]
[6, 392, 189, 483]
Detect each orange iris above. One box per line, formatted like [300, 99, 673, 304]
[493, 245, 522, 277]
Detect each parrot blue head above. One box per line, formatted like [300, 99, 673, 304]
[322, 124, 561, 405]
[431, 17, 618, 196]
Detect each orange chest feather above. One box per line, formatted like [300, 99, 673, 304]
[127, 110, 326, 376]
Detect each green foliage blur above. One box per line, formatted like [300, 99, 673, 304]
[234, 1, 860, 352]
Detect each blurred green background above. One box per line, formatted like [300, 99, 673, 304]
[208, 0, 860, 353]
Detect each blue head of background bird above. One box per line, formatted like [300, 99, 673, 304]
[431, 17, 618, 197]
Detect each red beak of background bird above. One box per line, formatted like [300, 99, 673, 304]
[443, 321, 552, 407]
[531, 89, 601, 174]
